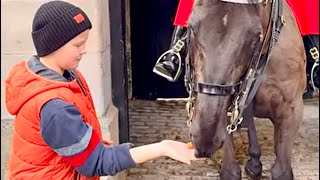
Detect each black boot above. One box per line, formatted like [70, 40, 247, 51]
[303, 35, 319, 99]
[153, 26, 188, 81]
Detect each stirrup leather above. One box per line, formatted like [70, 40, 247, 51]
[153, 40, 184, 81]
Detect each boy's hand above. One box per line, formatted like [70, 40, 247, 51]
[160, 140, 198, 165]
[102, 135, 114, 146]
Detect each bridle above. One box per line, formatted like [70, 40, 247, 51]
[184, 0, 285, 134]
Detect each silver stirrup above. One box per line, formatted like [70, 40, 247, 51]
[153, 40, 184, 82]
[310, 61, 319, 93]
[309, 47, 319, 93]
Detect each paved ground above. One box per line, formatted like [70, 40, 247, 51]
[126, 98, 319, 180]
[1, 98, 318, 180]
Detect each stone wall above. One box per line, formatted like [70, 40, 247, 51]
[1, 1, 122, 179]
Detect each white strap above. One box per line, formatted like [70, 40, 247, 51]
[220, 0, 264, 4]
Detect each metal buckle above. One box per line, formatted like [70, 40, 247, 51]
[310, 47, 319, 60]
[280, 15, 286, 25]
[226, 96, 242, 134]
[173, 40, 185, 52]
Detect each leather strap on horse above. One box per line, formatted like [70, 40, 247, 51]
[242, 0, 285, 109]
[225, 0, 285, 133]
[195, 82, 242, 96]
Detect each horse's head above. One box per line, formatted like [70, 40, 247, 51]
[187, 0, 265, 158]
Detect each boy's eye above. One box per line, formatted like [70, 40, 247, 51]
[75, 44, 82, 47]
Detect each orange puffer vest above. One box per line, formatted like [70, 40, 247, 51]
[5, 61, 102, 180]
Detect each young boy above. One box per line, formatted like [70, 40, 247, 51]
[4, 1, 196, 179]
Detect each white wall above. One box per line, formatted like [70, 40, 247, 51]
[1, 0, 112, 121]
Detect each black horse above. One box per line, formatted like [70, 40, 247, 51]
[186, 0, 306, 179]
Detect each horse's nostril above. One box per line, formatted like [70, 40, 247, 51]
[204, 152, 213, 158]
[195, 148, 213, 158]
[194, 148, 202, 158]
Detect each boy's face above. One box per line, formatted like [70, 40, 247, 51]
[52, 29, 90, 70]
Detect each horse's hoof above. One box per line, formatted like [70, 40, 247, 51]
[245, 159, 262, 179]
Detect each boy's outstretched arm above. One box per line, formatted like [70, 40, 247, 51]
[40, 99, 197, 177]
[129, 140, 196, 165]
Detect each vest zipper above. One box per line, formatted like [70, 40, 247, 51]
[74, 171, 81, 180]
[71, 70, 88, 96]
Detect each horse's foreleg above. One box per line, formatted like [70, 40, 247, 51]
[271, 100, 303, 180]
[220, 134, 241, 180]
[244, 105, 263, 179]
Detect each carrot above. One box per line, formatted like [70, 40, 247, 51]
[186, 142, 194, 149]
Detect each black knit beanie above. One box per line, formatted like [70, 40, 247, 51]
[32, 1, 92, 57]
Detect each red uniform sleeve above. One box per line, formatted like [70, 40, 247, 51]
[286, 0, 319, 35]
[173, 0, 195, 27]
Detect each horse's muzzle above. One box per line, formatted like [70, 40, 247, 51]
[194, 148, 213, 158]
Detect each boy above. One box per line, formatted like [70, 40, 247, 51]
[5, 1, 196, 179]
